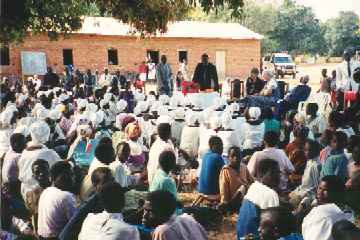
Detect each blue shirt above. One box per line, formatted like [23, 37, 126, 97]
[320, 150, 348, 181]
[288, 84, 311, 105]
[279, 233, 303, 240]
[237, 199, 260, 239]
[149, 169, 177, 198]
[72, 139, 99, 167]
[198, 150, 225, 195]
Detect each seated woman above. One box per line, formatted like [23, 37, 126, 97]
[67, 124, 99, 168]
[262, 107, 280, 134]
[217, 112, 241, 158]
[219, 147, 253, 213]
[180, 112, 200, 161]
[289, 139, 321, 207]
[241, 107, 265, 157]
[305, 103, 327, 140]
[286, 125, 309, 188]
[125, 122, 146, 172]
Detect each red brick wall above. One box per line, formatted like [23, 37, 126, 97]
[1, 34, 260, 80]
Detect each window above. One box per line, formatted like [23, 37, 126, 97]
[0, 45, 10, 65]
[63, 49, 73, 65]
[178, 50, 187, 63]
[147, 50, 159, 64]
[108, 48, 118, 65]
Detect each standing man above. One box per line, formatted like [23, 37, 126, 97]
[336, 48, 360, 110]
[156, 55, 173, 96]
[193, 53, 219, 92]
[99, 68, 112, 88]
[43, 67, 60, 89]
[84, 69, 95, 97]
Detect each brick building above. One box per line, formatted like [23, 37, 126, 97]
[0, 17, 262, 81]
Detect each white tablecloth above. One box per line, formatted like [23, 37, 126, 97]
[186, 92, 221, 109]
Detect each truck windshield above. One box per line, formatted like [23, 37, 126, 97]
[274, 57, 292, 63]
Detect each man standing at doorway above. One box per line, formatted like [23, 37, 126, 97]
[193, 53, 219, 92]
[156, 55, 173, 96]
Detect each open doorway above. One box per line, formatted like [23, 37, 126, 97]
[146, 50, 159, 64]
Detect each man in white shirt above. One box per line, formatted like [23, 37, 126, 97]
[99, 68, 112, 88]
[247, 131, 294, 191]
[336, 48, 360, 110]
[147, 123, 175, 184]
[79, 182, 140, 240]
[38, 161, 77, 239]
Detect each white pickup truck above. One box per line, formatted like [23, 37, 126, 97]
[263, 53, 297, 79]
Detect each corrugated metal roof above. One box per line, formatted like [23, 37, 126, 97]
[77, 17, 263, 40]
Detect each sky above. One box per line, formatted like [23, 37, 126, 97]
[295, 0, 360, 21]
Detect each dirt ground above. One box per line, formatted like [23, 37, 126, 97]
[283, 63, 338, 90]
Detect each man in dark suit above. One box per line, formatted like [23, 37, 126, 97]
[43, 67, 60, 89]
[193, 53, 219, 92]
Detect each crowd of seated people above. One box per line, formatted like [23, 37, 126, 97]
[1, 62, 360, 240]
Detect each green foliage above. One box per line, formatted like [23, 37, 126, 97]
[324, 11, 360, 56]
[0, 0, 245, 42]
[0, 0, 90, 42]
[268, 2, 325, 55]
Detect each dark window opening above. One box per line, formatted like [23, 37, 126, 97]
[147, 50, 159, 64]
[0, 45, 10, 65]
[108, 48, 118, 65]
[63, 49, 73, 65]
[178, 50, 188, 63]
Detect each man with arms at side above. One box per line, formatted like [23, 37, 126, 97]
[193, 53, 219, 92]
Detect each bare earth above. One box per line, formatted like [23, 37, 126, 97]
[284, 63, 338, 90]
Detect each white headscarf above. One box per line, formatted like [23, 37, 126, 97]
[248, 107, 261, 121]
[30, 121, 50, 144]
[117, 99, 128, 113]
[36, 108, 50, 121]
[221, 111, 233, 129]
[185, 111, 199, 126]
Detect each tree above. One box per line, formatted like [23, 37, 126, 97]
[186, 0, 279, 54]
[269, 0, 325, 55]
[0, 0, 245, 42]
[324, 11, 360, 56]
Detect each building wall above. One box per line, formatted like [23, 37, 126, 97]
[1, 34, 261, 80]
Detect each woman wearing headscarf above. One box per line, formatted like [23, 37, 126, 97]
[18, 121, 61, 198]
[241, 107, 265, 156]
[217, 111, 241, 158]
[0, 107, 17, 157]
[125, 121, 146, 172]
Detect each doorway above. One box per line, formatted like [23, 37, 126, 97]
[146, 50, 159, 64]
[216, 50, 226, 82]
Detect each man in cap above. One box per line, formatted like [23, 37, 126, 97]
[193, 53, 219, 92]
